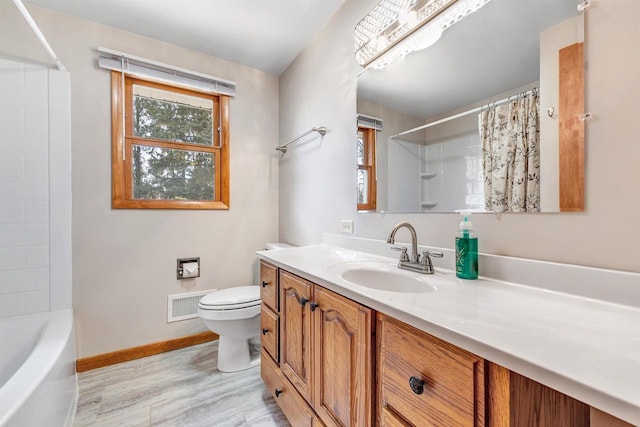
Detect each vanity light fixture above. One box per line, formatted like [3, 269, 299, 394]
[355, 0, 492, 70]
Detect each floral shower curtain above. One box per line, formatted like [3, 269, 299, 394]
[479, 90, 540, 213]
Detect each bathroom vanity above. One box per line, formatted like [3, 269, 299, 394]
[257, 240, 639, 427]
[261, 267, 372, 426]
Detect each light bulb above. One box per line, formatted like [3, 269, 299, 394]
[399, 8, 417, 28]
[410, 25, 443, 51]
[407, 10, 418, 28]
[376, 35, 389, 50]
[398, 8, 409, 25]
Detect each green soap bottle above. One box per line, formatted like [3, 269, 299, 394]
[455, 210, 478, 279]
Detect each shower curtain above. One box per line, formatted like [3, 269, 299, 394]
[479, 90, 540, 213]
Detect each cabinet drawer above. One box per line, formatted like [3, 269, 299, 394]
[260, 261, 278, 311]
[261, 350, 315, 427]
[260, 305, 279, 362]
[380, 407, 412, 427]
[377, 314, 485, 427]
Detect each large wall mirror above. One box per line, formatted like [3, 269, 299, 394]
[357, 0, 585, 214]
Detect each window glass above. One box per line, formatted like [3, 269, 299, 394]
[357, 127, 376, 210]
[133, 84, 214, 146]
[357, 169, 369, 204]
[131, 145, 215, 200]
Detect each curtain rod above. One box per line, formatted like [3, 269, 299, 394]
[11, 0, 65, 71]
[276, 127, 327, 153]
[97, 47, 237, 97]
[391, 87, 539, 139]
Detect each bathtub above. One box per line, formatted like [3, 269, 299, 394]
[0, 310, 77, 427]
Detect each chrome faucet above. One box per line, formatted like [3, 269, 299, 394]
[387, 222, 420, 263]
[387, 222, 443, 274]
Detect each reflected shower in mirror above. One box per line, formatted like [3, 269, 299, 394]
[356, 0, 585, 213]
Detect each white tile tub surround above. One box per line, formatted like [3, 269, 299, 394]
[0, 60, 49, 318]
[0, 58, 71, 318]
[47, 66, 72, 312]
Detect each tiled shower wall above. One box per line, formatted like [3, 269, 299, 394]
[0, 58, 71, 318]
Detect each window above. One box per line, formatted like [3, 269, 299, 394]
[357, 126, 376, 211]
[111, 72, 230, 209]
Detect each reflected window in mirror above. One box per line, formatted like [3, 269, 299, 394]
[357, 127, 377, 211]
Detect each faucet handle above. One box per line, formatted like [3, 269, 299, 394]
[419, 250, 443, 273]
[421, 250, 444, 271]
[423, 250, 444, 259]
[391, 246, 410, 262]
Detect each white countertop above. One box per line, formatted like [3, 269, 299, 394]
[256, 243, 640, 425]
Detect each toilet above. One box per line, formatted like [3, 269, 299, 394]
[197, 243, 292, 372]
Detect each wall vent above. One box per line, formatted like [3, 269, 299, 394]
[167, 290, 214, 322]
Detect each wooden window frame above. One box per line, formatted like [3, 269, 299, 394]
[357, 126, 377, 211]
[111, 71, 230, 209]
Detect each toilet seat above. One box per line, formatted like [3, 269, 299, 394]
[198, 286, 260, 311]
[198, 303, 260, 321]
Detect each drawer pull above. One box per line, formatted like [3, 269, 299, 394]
[275, 388, 283, 398]
[310, 301, 319, 311]
[261, 281, 269, 288]
[409, 376, 425, 395]
[299, 297, 308, 307]
[262, 328, 269, 335]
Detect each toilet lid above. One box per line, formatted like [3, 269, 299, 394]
[199, 286, 260, 310]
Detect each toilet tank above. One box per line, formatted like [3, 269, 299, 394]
[265, 243, 293, 250]
[255, 243, 292, 283]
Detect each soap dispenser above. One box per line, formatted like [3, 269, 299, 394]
[455, 210, 478, 279]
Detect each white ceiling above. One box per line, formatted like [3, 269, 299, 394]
[24, 0, 346, 75]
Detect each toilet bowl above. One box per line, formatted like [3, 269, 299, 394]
[198, 242, 293, 372]
[198, 286, 261, 372]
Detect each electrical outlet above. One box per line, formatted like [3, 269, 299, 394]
[340, 220, 354, 234]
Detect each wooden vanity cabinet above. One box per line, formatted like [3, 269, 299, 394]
[262, 264, 632, 427]
[276, 269, 374, 427]
[377, 313, 485, 427]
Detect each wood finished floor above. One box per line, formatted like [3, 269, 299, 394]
[74, 341, 290, 427]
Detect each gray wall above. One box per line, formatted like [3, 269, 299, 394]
[279, 0, 640, 273]
[2, 3, 280, 357]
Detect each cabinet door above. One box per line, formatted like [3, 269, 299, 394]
[280, 270, 313, 404]
[486, 363, 590, 427]
[313, 285, 373, 427]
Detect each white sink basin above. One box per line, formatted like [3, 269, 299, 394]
[328, 261, 439, 293]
